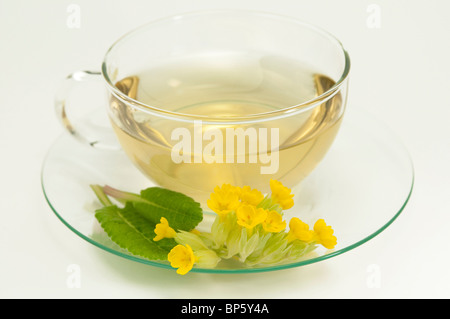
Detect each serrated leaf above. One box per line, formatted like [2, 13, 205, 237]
[94, 203, 176, 260]
[132, 187, 203, 231]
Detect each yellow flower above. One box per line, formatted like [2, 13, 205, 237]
[286, 217, 315, 243]
[262, 210, 286, 233]
[238, 185, 265, 206]
[236, 204, 268, 230]
[207, 184, 241, 218]
[269, 179, 294, 210]
[313, 219, 337, 249]
[214, 183, 241, 197]
[153, 217, 176, 241]
[168, 244, 197, 275]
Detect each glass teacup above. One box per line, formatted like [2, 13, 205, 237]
[55, 10, 350, 205]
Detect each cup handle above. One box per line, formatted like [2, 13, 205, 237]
[54, 70, 120, 150]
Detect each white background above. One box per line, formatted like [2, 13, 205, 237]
[1, 0, 449, 299]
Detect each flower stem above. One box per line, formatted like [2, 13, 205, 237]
[102, 185, 146, 204]
[90, 184, 113, 207]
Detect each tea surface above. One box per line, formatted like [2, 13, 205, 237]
[109, 54, 343, 204]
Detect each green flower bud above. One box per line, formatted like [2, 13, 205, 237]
[195, 249, 221, 269]
[246, 232, 289, 266]
[287, 241, 317, 261]
[210, 212, 236, 249]
[247, 233, 272, 260]
[222, 227, 243, 259]
[174, 231, 209, 251]
[238, 231, 260, 262]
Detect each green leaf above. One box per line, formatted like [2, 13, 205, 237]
[91, 185, 204, 262]
[94, 203, 175, 260]
[132, 187, 203, 231]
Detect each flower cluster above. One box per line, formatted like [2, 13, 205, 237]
[154, 179, 337, 275]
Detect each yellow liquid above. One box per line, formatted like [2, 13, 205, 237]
[109, 55, 344, 204]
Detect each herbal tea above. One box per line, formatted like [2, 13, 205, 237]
[109, 54, 344, 204]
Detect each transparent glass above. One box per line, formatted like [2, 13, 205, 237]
[42, 108, 414, 273]
[48, 11, 412, 274]
[55, 10, 351, 205]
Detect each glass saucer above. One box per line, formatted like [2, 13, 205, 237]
[41, 108, 414, 274]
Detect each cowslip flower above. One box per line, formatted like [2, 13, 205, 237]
[207, 184, 241, 219]
[168, 244, 197, 275]
[153, 217, 176, 241]
[262, 210, 286, 233]
[269, 179, 294, 210]
[286, 217, 315, 243]
[238, 186, 265, 206]
[236, 204, 268, 231]
[313, 219, 337, 249]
